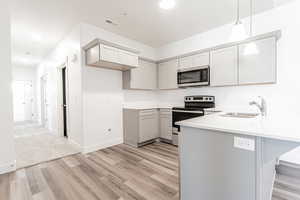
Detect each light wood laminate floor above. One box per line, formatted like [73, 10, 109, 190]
[2, 141, 298, 200]
[0, 142, 179, 200]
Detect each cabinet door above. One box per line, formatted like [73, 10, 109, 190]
[139, 110, 159, 143]
[178, 56, 193, 69]
[178, 52, 209, 69]
[159, 109, 172, 140]
[99, 44, 119, 63]
[119, 50, 139, 67]
[239, 37, 276, 85]
[210, 46, 238, 86]
[158, 59, 178, 90]
[192, 52, 210, 67]
[130, 60, 157, 90]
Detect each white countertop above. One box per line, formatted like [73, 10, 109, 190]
[123, 103, 183, 110]
[177, 113, 300, 143]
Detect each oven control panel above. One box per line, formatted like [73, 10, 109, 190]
[185, 96, 214, 102]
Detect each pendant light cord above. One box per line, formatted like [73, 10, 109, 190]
[237, 0, 240, 22]
[250, 0, 253, 36]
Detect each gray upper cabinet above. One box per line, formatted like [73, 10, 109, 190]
[158, 59, 178, 90]
[239, 37, 277, 85]
[192, 52, 210, 67]
[178, 52, 209, 69]
[210, 46, 238, 86]
[85, 43, 139, 71]
[123, 59, 157, 90]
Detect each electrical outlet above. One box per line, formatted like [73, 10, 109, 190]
[234, 137, 255, 151]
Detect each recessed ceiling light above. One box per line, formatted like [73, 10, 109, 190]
[159, 0, 176, 10]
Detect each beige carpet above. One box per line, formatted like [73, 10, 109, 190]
[14, 123, 80, 169]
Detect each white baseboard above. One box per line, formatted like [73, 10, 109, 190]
[83, 138, 123, 154]
[68, 139, 83, 152]
[0, 160, 16, 175]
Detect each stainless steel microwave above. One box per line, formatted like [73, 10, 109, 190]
[177, 66, 210, 88]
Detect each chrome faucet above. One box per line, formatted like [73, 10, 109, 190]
[249, 96, 267, 116]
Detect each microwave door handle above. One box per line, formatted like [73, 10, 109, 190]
[199, 70, 202, 82]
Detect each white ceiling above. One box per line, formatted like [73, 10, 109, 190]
[11, 0, 286, 68]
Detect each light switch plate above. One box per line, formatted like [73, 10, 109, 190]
[234, 137, 255, 151]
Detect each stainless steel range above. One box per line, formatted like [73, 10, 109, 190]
[172, 95, 215, 146]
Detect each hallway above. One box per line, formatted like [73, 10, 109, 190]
[14, 123, 80, 169]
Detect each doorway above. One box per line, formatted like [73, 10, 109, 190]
[13, 80, 33, 123]
[13, 67, 79, 169]
[61, 67, 68, 138]
[40, 75, 48, 128]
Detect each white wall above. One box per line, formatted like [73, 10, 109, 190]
[36, 25, 83, 147]
[82, 67, 124, 152]
[0, 3, 16, 174]
[12, 66, 38, 121]
[81, 23, 158, 153]
[123, 90, 158, 107]
[157, 1, 300, 117]
[36, 23, 157, 153]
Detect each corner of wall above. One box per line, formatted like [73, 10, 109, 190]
[0, 160, 16, 175]
[82, 137, 123, 154]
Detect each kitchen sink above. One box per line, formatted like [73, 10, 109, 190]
[220, 112, 259, 118]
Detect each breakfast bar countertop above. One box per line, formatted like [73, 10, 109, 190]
[177, 112, 300, 143]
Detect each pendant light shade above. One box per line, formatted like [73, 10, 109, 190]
[230, 21, 248, 42]
[230, 0, 248, 42]
[159, 0, 176, 10]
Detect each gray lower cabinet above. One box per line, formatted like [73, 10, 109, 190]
[123, 109, 159, 147]
[159, 109, 173, 142]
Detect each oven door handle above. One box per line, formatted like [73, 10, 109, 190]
[172, 110, 204, 114]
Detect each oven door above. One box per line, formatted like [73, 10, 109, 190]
[177, 66, 210, 87]
[172, 110, 204, 146]
[172, 110, 204, 133]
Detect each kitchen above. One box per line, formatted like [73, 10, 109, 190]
[1, 0, 300, 200]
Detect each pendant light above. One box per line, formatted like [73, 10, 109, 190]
[159, 0, 176, 10]
[230, 0, 248, 42]
[243, 0, 259, 55]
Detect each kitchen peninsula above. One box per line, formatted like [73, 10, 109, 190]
[177, 113, 300, 200]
